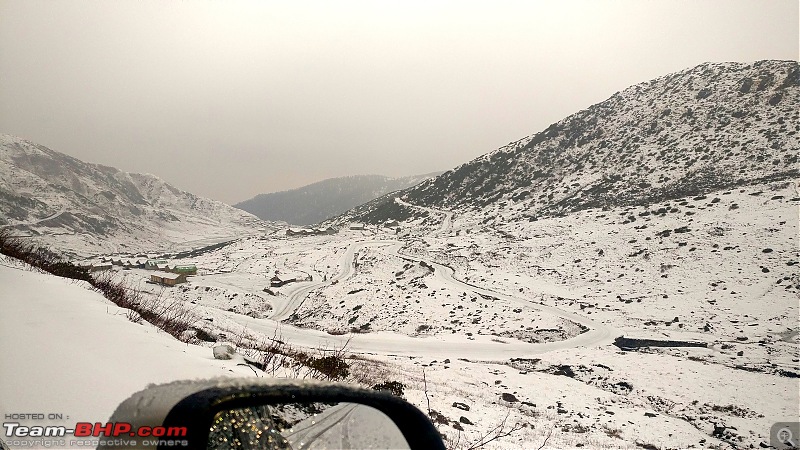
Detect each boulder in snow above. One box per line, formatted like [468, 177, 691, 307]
[213, 343, 236, 360]
[501, 393, 519, 403]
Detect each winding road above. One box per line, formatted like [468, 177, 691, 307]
[269, 241, 388, 321]
[394, 197, 453, 235]
[221, 234, 616, 360]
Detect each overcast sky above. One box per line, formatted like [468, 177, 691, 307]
[1, 1, 797, 204]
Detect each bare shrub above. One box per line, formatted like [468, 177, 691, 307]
[231, 331, 354, 382]
[291, 340, 352, 381]
[88, 273, 197, 340]
[462, 412, 526, 450]
[0, 229, 90, 282]
[348, 353, 400, 386]
[603, 425, 623, 439]
[371, 381, 406, 397]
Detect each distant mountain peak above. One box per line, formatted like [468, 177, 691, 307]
[234, 172, 441, 226]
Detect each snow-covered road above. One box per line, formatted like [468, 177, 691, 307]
[269, 241, 389, 321]
[394, 197, 453, 235]
[227, 238, 617, 360]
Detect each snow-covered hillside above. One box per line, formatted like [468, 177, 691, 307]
[0, 259, 257, 448]
[338, 60, 799, 224]
[0, 134, 275, 256]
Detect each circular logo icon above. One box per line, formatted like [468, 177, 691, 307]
[777, 427, 795, 447]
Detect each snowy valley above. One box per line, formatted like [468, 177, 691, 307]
[1, 60, 798, 450]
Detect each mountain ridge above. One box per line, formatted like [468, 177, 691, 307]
[0, 134, 273, 256]
[335, 60, 799, 225]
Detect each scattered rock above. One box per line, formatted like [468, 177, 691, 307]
[428, 410, 449, 425]
[452, 402, 470, 411]
[212, 342, 236, 360]
[552, 365, 576, 377]
[501, 393, 519, 403]
[712, 424, 738, 440]
[459, 416, 473, 425]
[614, 381, 634, 394]
[614, 336, 707, 349]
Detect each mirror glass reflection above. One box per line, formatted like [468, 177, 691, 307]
[208, 402, 411, 450]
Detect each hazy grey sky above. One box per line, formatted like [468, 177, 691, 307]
[1, 1, 797, 204]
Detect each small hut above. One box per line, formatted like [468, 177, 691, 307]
[150, 272, 187, 286]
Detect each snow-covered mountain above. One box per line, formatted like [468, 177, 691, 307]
[0, 134, 274, 256]
[339, 60, 798, 224]
[234, 173, 440, 226]
[3, 61, 798, 450]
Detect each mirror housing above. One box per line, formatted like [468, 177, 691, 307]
[103, 378, 445, 450]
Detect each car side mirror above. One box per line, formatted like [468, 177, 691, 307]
[103, 379, 445, 450]
[208, 402, 410, 449]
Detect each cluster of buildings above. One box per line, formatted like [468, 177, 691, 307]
[77, 256, 197, 286]
[144, 260, 198, 286]
[283, 221, 399, 237]
[349, 220, 399, 231]
[142, 259, 198, 275]
[78, 257, 146, 272]
[285, 226, 337, 237]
